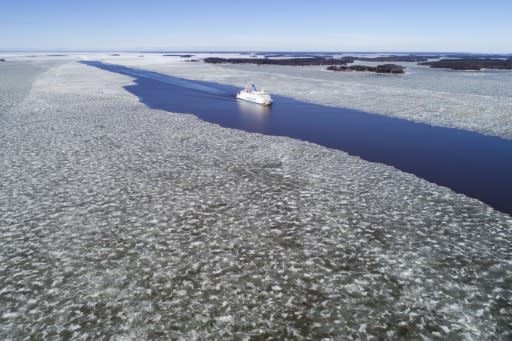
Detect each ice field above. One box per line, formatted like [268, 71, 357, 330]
[95, 53, 512, 140]
[0, 56, 511, 339]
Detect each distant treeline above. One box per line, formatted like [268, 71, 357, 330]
[203, 55, 432, 66]
[163, 54, 194, 58]
[327, 64, 405, 74]
[204, 57, 353, 66]
[203, 56, 512, 71]
[261, 53, 334, 58]
[419, 58, 512, 70]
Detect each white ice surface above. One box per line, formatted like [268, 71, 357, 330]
[88, 52, 512, 140]
[0, 59, 511, 339]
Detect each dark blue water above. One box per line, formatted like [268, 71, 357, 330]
[83, 61, 512, 216]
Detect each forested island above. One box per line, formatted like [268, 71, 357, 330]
[203, 55, 430, 66]
[203, 55, 512, 72]
[204, 57, 354, 66]
[419, 58, 512, 70]
[327, 64, 405, 74]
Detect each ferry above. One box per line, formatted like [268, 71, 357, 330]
[236, 84, 273, 106]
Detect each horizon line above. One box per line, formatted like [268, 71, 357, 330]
[1, 49, 511, 55]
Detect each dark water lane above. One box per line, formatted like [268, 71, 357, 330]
[82, 61, 512, 216]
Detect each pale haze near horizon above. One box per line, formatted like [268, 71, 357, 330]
[1, 0, 511, 53]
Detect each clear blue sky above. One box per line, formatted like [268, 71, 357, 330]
[1, 0, 511, 52]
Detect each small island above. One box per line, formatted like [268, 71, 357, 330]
[327, 64, 405, 74]
[419, 58, 512, 70]
[0, 58, 5, 62]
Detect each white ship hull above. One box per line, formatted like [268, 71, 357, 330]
[236, 86, 272, 106]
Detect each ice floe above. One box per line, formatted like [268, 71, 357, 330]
[99, 53, 512, 140]
[0, 60, 511, 339]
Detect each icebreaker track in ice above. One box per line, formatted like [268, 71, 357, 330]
[82, 61, 512, 216]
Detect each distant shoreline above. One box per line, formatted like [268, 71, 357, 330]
[203, 55, 512, 71]
[203, 55, 426, 67]
[1, 49, 511, 56]
[419, 58, 512, 71]
[327, 64, 405, 74]
[2, 51, 512, 71]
